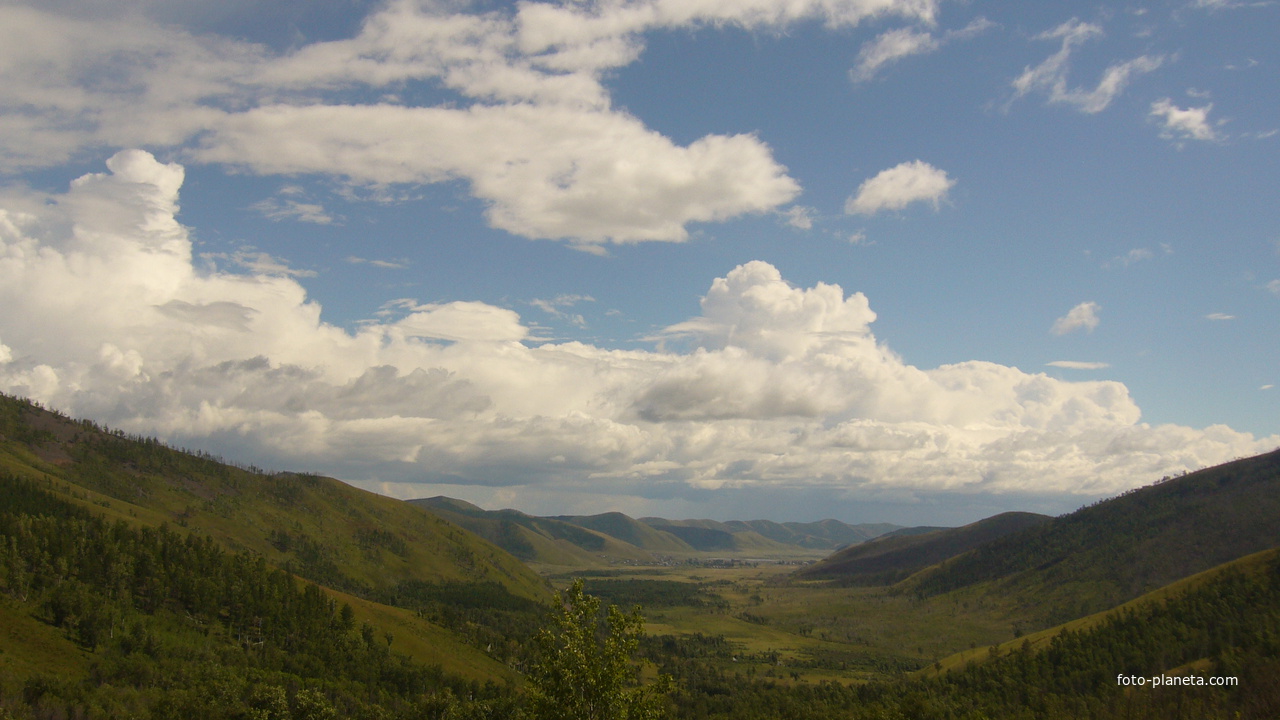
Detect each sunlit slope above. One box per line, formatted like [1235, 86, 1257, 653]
[0, 394, 549, 602]
[906, 449, 1280, 624]
[795, 511, 1051, 585]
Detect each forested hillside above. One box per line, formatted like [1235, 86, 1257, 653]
[796, 511, 1051, 585]
[3, 392, 1278, 719]
[906, 449, 1280, 623]
[0, 474, 526, 718]
[0, 394, 548, 602]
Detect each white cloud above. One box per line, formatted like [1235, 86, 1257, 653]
[850, 18, 993, 83]
[1047, 360, 1110, 370]
[1052, 301, 1101, 335]
[196, 103, 800, 246]
[2, 153, 1276, 513]
[1150, 98, 1220, 141]
[0, 0, 954, 247]
[252, 186, 341, 225]
[346, 256, 408, 270]
[1205, 312, 1236, 321]
[531, 294, 594, 327]
[1104, 247, 1155, 269]
[1012, 19, 1163, 114]
[851, 27, 940, 82]
[781, 205, 816, 230]
[845, 160, 955, 215]
[1268, 279, 1280, 295]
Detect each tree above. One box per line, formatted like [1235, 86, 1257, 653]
[527, 580, 669, 720]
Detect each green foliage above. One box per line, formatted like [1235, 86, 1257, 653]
[909, 450, 1280, 622]
[527, 580, 671, 720]
[0, 474, 520, 719]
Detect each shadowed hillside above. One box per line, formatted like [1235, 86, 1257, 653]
[906, 450, 1280, 624]
[795, 511, 1051, 585]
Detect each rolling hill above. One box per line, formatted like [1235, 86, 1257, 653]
[795, 449, 1280, 627]
[412, 496, 904, 566]
[0, 394, 548, 603]
[0, 391, 556, 705]
[795, 511, 1052, 585]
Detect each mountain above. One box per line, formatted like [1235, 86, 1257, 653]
[642, 517, 900, 552]
[0, 391, 558, 704]
[904, 450, 1280, 624]
[412, 497, 904, 566]
[0, 394, 548, 603]
[795, 511, 1052, 585]
[409, 497, 654, 567]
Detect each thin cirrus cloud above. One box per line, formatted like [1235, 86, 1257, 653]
[850, 18, 994, 82]
[1, 151, 1276, 517]
[845, 160, 955, 215]
[1011, 18, 1163, 114]
[0, 0, 953, 249]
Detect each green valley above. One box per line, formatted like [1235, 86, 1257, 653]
[2, 393, 1279, 719]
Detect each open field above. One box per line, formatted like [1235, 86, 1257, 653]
[541, 559, 1028, 685]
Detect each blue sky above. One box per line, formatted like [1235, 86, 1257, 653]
[0, 0, 1276, 525]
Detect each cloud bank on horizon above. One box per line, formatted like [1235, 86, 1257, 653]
[1, 0, 1277, 522]
[1, 151, 1275, 520]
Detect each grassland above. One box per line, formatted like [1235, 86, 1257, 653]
[540, 560, 1029, 686]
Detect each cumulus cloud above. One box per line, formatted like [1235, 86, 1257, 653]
[0, 0, 951, 247]
[1150, 98, 1220, 142]
[2, 153, 1277, 513]
[1012, 19, 1163, 113]
[1052, 301, 1101, 335]
[846, 160, 955, 215]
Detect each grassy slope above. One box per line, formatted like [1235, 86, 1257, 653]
[0, 597, 92, 681]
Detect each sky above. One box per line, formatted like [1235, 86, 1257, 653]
[1, 0, 1277, 526]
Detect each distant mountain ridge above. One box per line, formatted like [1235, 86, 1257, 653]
[411, 496, 904, 566]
